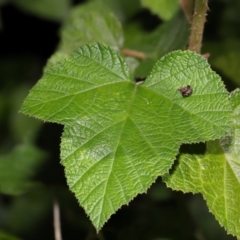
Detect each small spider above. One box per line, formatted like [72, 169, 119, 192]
[178, 85, 193, 97]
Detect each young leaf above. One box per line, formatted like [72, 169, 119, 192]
[141, 0, 179, 21]
[164, 89, 240, 238]
[124, 11, 189, 60]
[124, 11, 189, 77]
[92, 0, 141, 22]
[21, 43, 232, 230]
[45, 1, 123, 70]
[12, 0, 70, 21]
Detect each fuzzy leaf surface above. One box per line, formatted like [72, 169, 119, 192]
[164, 89, 240, 238]
[21, 43, 232, 230]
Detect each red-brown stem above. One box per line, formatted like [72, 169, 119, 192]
[122, 48, 147, 60]
[179, 0, 195, 23]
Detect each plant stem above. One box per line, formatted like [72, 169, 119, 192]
[122, 48, 147, 60]
[53, 198, 62, 240]
[188, 0, 209, 53]
[180, 0, 195, 23]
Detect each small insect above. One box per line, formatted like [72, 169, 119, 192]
[178, 85, 193, 97]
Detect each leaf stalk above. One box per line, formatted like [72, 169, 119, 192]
[122, 48, 147, 60]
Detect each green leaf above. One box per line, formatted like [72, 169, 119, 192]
[141, 0, 179, 21]
[45, 1, 123, 70]
[92, 0, 141, 22]
[21, 43, 232, 230]
[12, 0, 70, 21]
[164, 89, 240, 238]
[0, 144, 45, 195]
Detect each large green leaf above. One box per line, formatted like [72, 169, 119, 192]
[21, 43, 231, 230]
[164, 89, 240, 238]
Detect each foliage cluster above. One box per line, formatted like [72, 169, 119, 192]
[0, 0, 240, 239]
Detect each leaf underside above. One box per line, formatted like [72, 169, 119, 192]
[21, 43, 232, 230]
